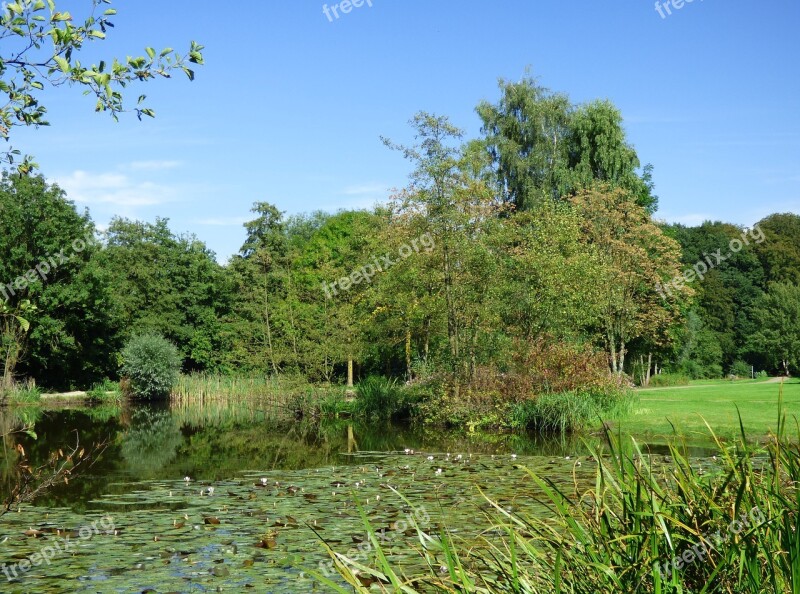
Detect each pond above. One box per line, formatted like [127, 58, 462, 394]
[0, 400, 716, 592]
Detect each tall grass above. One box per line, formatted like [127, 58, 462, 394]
[354, 376, 410, 420]
[173, 373, 309, 401]
[172, 373, 350, 420]
[0, 379, 41, 404]
[324, 390, 800, 593]
[510, 388, 635, 433]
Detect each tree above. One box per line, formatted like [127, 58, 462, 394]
[383, 112, 505, 379]
[0, 173, 117, 388]
[571, 185, 688, 375]
[564, 100, 657, 212]
[753, 213, 800, 286]
[497, 201, 606, 344]
[747, 282, 800, 376]
[665, 221, 766, 374]
[477, 76, 657, 212]
[96, 217, 228, 372]
[0, 0, 203, 172]
[477, 76, 570, 211]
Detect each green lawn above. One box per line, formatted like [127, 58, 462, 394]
[619, 378, 800, 441]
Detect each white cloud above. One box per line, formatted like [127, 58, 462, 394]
[128, 160, 184, 171]
[192, 216, 250, 226]
[53, 170, 177, 207]
[339, 183, 390, 197]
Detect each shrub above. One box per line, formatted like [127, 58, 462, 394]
[86, 379, 123, 401]
[730, 360, 753, 379]
[648, 372, 691, 387]
[120, 334, 181, 399]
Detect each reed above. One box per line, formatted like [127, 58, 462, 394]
[323, 385, 800, 593]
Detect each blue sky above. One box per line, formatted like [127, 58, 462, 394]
[12, 0, 800, 262]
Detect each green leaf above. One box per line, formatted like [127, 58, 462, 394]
[53, 55, 70, 73]
[145, 47, 155, 60]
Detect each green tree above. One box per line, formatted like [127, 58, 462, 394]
[477, 76, 657, 212]
[96, 217, 228, 372]
[665, 221, 765, 374]
[383, 112, 505, 379]
[571, 185, 687, 375]
[747, 282, 800, 376]
[0, 0, 203, 172]
[753, 213, 800, 286]
[0, 173, 116, 388]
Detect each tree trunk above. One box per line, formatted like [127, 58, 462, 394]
[262, 270, 278, 375]
[347, 357, 354, 388]
[645, 352, 653, 386]
[347, 425, 358, 454]
[405, 327, 412, 381]
[443, 242, 459, 367]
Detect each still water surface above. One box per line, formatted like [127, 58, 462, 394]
[0, 400, 714, 592]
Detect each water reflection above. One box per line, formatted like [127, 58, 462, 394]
[0, 399, 714, 511]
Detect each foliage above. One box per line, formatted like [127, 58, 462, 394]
[648, 372, 691, 387]
[86, 378, 122, 401]
[570, 185, 689, 376]
[96, 217, 230, 373]
[0, 0, 203, 172]
[746, 281, 800, 376]
[120, 333, 180, 399]
[0, 174, 116, 389]
[354, 376, 410, 420]
[477, 75, 657, 212]
[729, 359, 753, 378]
[753, 213, 800, 285]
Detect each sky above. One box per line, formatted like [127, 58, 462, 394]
[10, 0, 800, 262]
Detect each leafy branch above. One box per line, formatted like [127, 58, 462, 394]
[0, 0, 204, 173]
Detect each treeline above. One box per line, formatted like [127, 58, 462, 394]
[1, 77, 798, 403]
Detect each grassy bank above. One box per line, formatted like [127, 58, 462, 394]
[622, 377, 800, 438]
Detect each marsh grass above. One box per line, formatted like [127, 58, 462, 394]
[510, 389, 635, 433]
[324, 387, 800, 593]
[86, 379, 123, 402]
[172, 373, 350, 420]
[0, 379, 41, 404]
[354, 376, 409, 420]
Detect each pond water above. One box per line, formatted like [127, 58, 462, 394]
[0, 400, 716, 592]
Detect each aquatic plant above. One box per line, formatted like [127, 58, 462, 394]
[327, 393, 800, 592]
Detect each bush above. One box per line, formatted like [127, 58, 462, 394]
[677, 359, 723, 380]
[648, 372, 691, 387]
[86, 379, 123, 401]
[729, 360, 753, 379]
[120, 334, 181, 399]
